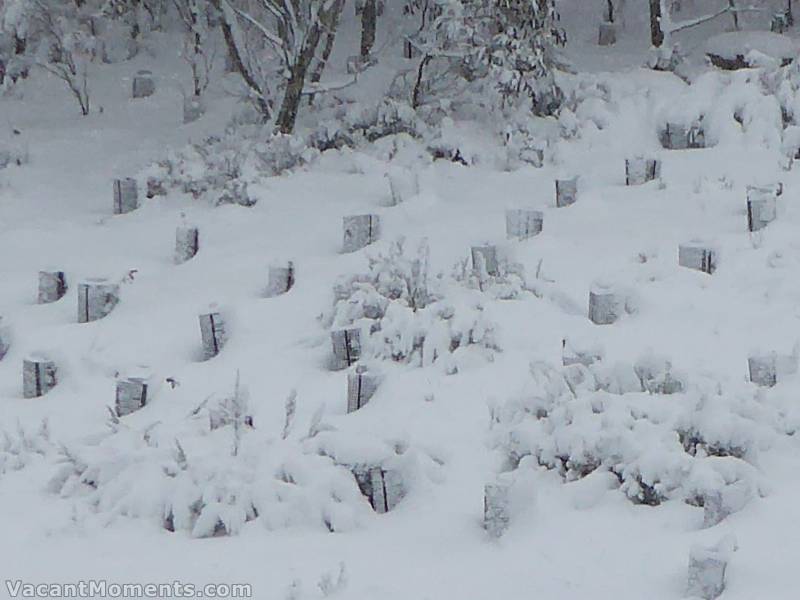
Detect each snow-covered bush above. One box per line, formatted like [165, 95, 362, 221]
[490, 360, 775, 510]
[325, 239, 501, 371]
[0, 420, 53, 477]
[46, 378, 442, 536]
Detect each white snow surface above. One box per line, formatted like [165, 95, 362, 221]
[3, 4, 800, 600]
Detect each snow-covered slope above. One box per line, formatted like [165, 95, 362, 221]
[3, 4, 800, 600]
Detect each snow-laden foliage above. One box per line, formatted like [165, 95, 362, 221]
[325, 239, 515, 372]
[0, 420, 53, 478]
[47, 381, 439, 536]
[488, 360, 788, 510]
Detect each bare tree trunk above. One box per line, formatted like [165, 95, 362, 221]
[728, 0, 739, 30]
[308, 0, 345, 105]
[649, 0, 664, 46]
[210, 0, 270, 120]
[360, 0, 377, 58]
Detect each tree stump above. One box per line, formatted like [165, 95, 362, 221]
[598, 21, 617, 46]
[387, 168, 420, 205]
[116, 376, 148, 417]
[484, 482, 511, 538]
[625, 157, 660, 185]
[347, 365, 380, 413]
[77, 279, 120, 323]
[113, 178, 139, 215]
[506, 209, 543, 240]
[661, 123, 705, 149]
[702, 491, 729, 528]
[175, 226, 199, 264]
[183, 97, 204, 124]
[331, 327, 362, 370]
[342, 214, 380, 253]
[746, 185, 780, 232]
[679, 242, 717, 275]
[748, 355, 777, 388]
[353, 466, 404, 514]
[589, 281, 622, 325]
[23, 355, 57, 398]
[266, 262, 295, 297]
[471, 245, 500, 277]
[38, 271, 67, 304]
[199, 312, 226, 360]
[687, 545, 727, 600]
[555, 177, 578, 208]
[132, 70, 155, 98]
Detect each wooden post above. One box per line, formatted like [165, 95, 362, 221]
[625, 157, 660, 185]
[354, 466, 404, 513]
[113, 178, 139, 215]
[23, 355, 57, 398]
[598, 21, 617, 46]
[77, 279, 120, 323]
[471, 245, 500, 277]
[175, 226, 199, 264]
[484, 482, 511, 538]
[679, 242, 717, 275]
[347, 365, 380, 413]
[746, 186, 779, 232]
[506, 209, 543, 240]
[589, 281, 622, 325]
[38, 271, 67, 304]
[331, 327, 362, 370]
[555, 177, 578, 208]
[183, 97, 204, 124]
[116, 376, 148, 417]
[342, 214, 380, 253]
[266, 262, 295, 297]
[132, 69, 155, 98]
[199, 312, 226, 360]
[687, 545, 727, 600]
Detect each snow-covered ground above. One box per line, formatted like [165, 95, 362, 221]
[3, 2, 800, 599]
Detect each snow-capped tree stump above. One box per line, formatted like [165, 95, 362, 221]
[199, 311, 226, 360]
[661, 123, 705, 149]
[266, 262, 295, 297]
[386, 168, 420, 205]
[175, 226, 199, 264]
[77, 279, 120, 323]
[38, 271, 67, 304]
[598, 21, 617, 46]
[679, 242, 717, 275]
[331, 327, 362, 370]
[115, 376, 148, 417]
[342, 214, 381, 253]
[555, 177, 578, 208]
[484, 482, 511, 538]
[132, 70, 155, 98]
[113, 178, 139, 215]
[589, 281, 623, 325]
[471, 245, 500, 277]
[353, 466, 404, 514]
[746, 186, 779, 232]
[183, 97, 204, 124]
[703, 491, 729, 528]
[625, 157, 660, 185]
[347, 365, 380, 413]
[687, 545, 727, 600]
[23, 355, 57, 398]
[506, 209, 543, 240]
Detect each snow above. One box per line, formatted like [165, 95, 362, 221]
[4, 1, 800, 599]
